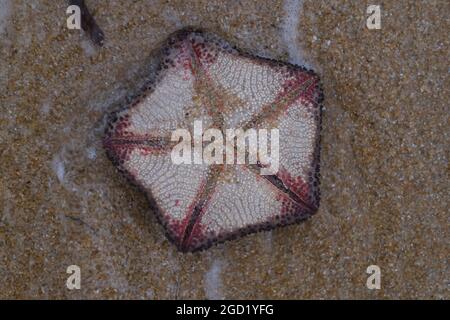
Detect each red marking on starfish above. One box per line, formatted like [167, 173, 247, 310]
[277, 168, 311, 204]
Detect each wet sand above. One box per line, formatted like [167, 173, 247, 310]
[0, 0, 448, 299]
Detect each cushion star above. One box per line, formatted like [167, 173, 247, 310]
[103, 29, 323, 252]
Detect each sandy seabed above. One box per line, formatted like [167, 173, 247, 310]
[0, 0, 448, 299]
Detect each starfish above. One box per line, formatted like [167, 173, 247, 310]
[104, 29, 323, 252]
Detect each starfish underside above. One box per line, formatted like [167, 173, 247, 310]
[104, 30, 323, 252]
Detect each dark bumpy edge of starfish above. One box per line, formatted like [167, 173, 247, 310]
[103, 28, 324, 252]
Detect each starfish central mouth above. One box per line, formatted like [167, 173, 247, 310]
[103, 29, 323, 252]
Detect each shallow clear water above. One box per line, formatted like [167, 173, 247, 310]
[0, 0, 448, 299]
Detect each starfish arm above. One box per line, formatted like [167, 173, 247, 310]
[124, 152, 211, 248]
[184, 165, 312, 251]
